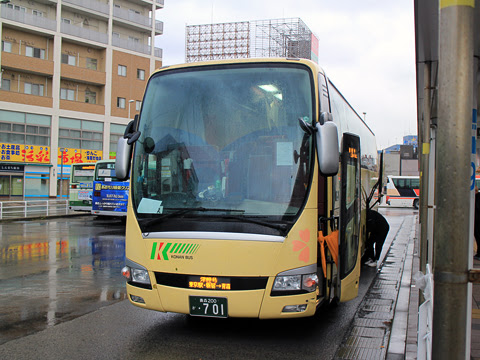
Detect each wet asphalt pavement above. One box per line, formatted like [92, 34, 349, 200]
[0, 208, 415, 359]
[0, 215, 127, 345]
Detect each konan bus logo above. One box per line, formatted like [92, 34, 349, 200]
[150, 242, 200, 260]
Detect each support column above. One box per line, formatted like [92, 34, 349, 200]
[432, 1, 475, 359]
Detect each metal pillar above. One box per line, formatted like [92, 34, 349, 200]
[432, 2, 474, 359]
[420, 62, 432, 275]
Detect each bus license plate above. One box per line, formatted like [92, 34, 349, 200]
[189, 296, 228, 318]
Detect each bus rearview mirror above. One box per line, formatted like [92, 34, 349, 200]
[316, 121, 339, 176]
[115, 137, 131, 181]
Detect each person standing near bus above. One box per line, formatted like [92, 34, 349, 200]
[364, 209, 390, 267]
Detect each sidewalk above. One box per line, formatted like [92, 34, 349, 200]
[404, 227, 480, 360]
[335, 212, 480, 360]
[334, 214, 417, 359]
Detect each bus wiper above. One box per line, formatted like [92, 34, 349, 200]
[139, 207, 245, 228]
[218, 215, 288, 231]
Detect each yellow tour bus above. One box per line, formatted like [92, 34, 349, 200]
[116, 58, 383, 319]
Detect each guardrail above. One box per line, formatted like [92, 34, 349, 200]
[0, 200, 74, 220]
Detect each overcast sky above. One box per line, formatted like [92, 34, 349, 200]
[154, 1, 416, 150]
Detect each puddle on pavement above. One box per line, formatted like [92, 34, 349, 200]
[0, 217, 128, 345]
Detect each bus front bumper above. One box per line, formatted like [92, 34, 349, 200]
[125, 282, 318, 319]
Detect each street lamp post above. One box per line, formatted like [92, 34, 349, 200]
[128, 99, 135, 119]
[59, 148, 64, 198]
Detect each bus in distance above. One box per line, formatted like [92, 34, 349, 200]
[68, 163, 95, 211]
[91, 159, 129, 217]
[116, 58, 385, 319]
[384, 175, 420, 209]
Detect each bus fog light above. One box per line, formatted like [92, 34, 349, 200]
[282, 304, 307, 313]
[273, 275, 301, 291]
[132, 268, 150, 284]
[130, 295, 145, 304]
[302, 273, 318, 292]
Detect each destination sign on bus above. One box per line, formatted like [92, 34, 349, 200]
[188, 276, 231, 290]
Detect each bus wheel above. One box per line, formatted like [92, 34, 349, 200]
[413, 199, 419, 210]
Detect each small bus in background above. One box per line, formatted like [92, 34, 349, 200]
[384, 175, 420, 209]
[91, 160, 129, 217]
[68, 163, 95, 211]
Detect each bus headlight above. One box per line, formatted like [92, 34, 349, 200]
[272, 273, 318, 293]
[132, 268, 150, 284]
[273, 275, 302, 291]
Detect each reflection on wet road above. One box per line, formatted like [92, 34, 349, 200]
[0, 207, 417, 347]
[0, 216, 127, 344]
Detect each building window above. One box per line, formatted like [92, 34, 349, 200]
[60, 88, 75, 101]
[117, 97, 126, 109]
[86, 58, 97, 70]
[24, 83, 44, 96]
[62, 18, 71, 24]
[128, 36, 139, 43]
[1, 79, 10, 91]
[136, 100, 142, 111]
[26, 46, 45, 60]
[7, 4, 26, 12]
[0, 110, 51, 146]
[59, 118, 103, 151]
[2, 41, 12, 53]
[33, 10, 43, 17]
[110, 123, 127, 154]
[85, 90, 96, 104]
[118, 65, 127, 76]
[61, 53, 76, 66]
[113, 32, 120, 39]
[137, 69, 145, 80]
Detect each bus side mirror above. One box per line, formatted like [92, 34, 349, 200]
[115, 115, 141, 181]
[116, 137, 131, 180]
[316, 117, 339, 176]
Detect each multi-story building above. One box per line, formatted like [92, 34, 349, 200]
[0, 0, 163, 199]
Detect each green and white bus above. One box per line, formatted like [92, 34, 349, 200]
[68, 163, 95, 211]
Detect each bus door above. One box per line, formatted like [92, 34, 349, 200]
[338, 133, 361, 302]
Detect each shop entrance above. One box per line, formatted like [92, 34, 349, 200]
[0, 174, 24, 199]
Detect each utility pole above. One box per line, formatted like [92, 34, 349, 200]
[433, 1, 474, 359]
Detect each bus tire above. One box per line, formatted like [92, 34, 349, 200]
[413, 199, 419, 210]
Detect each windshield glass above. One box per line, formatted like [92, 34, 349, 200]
[95, 162, 120, 182]
[71, 165, 94, 183]
[132, 63, 314, 234]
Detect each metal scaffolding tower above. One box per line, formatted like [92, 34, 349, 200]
[186, 18, 317, 63]
[186, 22, 250, 62]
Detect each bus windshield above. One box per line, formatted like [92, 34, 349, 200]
[71, 164, 94, 183]
[95, 162, 121, 182]
[132, 63, 314, 234]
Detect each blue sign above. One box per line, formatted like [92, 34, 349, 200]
[92, 181, 129, 213]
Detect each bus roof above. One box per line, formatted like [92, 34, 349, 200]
[153, 57, 325, 78]
[94, 159, 115, 165]
[387, 175, 419, 179]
